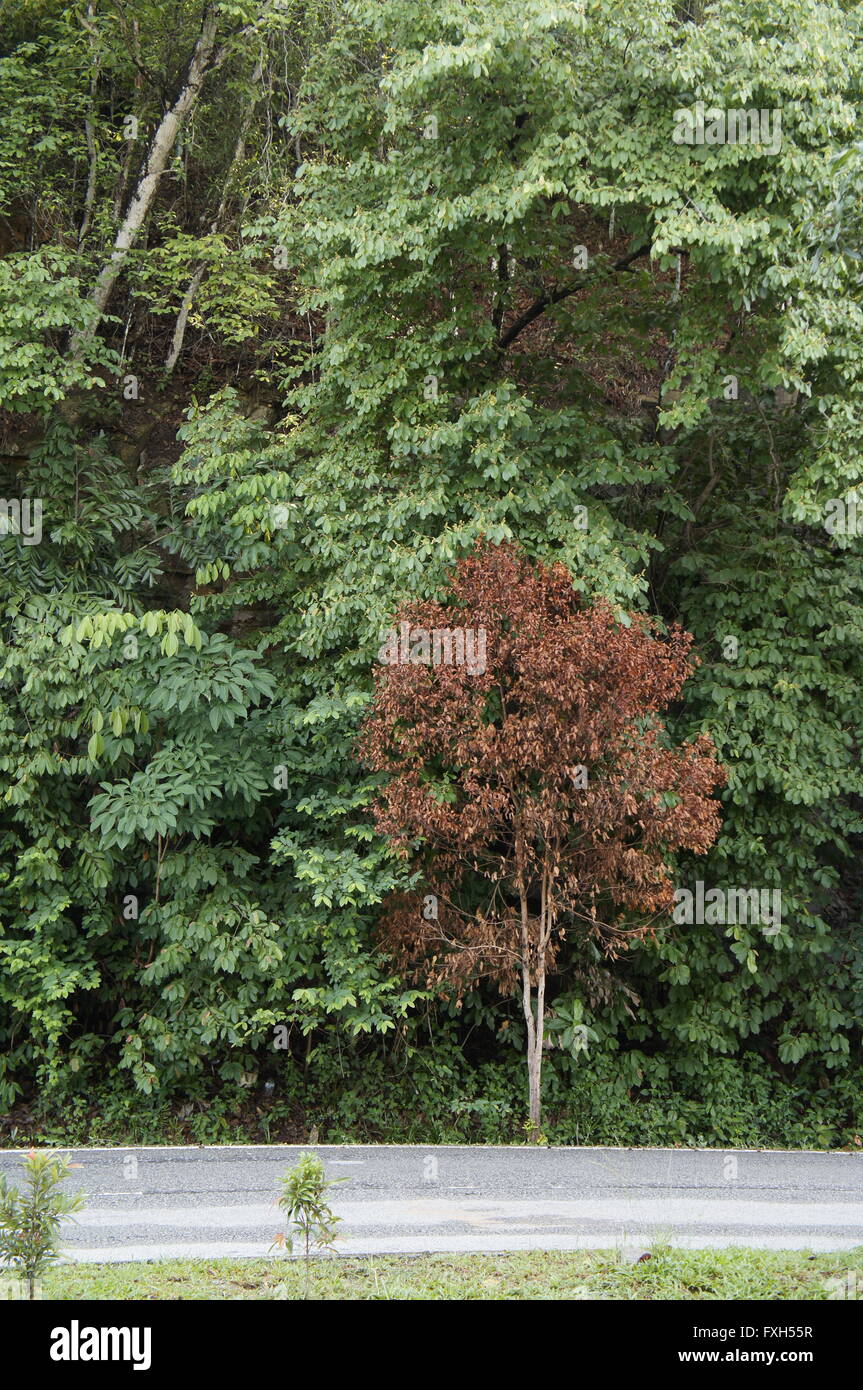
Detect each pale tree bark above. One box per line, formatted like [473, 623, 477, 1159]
[517, 824, 544, 1139]
[165, 58, 263, 373]
[520, 883, 539, 1130]
[70, 4, 225, 354]
[77, 4, 100, 249]
[164, 264, 207, 373]
[521, 844, 555, 1138]
[112, 18, 143, 224]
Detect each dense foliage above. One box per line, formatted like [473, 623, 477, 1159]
[0, 0, 861, 1144]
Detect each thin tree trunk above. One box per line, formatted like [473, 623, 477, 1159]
[526, 864, 553, 1137]
[532, 869, 550, 1135]
[527, 1029, 542, 1132]
[164, 264, 206, 373]
[112, 19, 143, 223]
[79, 114, 98, 247]
[77, 5, 100, 248]
[70, 4, 224, 354]
[518, 865, 542, 1138]
[164, 58, 263, 373]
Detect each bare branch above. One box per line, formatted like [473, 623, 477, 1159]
[496, 242, 651, 352]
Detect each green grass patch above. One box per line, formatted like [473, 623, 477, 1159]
[39, 1246, 863, 1301]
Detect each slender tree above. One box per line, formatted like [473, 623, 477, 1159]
[360, 542, 725, 1134]
[69, 1, 279, 355]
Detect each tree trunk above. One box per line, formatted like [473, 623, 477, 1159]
[527, 1027, 542, 1132]
[77, 4, 100, 249]
[165, 58, 263, 373]
[526, 947, 547, 1136]
[70, 4, 224, 354]
[519, 872, 546, 1140]
[112, 18, 143, 223]
[524, 867, 551, 1139]
[164, 264, 206, 373]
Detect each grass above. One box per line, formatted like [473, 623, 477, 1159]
[39, 1246, 863, 1300]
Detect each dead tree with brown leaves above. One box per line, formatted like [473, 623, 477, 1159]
[359, 542, 725, 1136]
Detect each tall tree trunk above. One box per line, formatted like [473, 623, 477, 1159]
[525, 865, 552, 1138]
[520, 876, 544, 1139]
[164, 264, 207, 374]
[527, 1019, 543, 1133]
[77, 4, 100, 249]
[532, 954, 546, 1132]
[165, 58, 263, 373]
[70, 4, 224, 354]
[516, 884, 539, 1134]
[112, 18, 143, 223]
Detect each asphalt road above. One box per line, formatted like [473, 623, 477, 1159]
[1, 1145, 861, 1262]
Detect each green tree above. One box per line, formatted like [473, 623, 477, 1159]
[0, 1150, 85, 1298]
[0, 0, 860, 1121]
[272, 1153, 344, 1298]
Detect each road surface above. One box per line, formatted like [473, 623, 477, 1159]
[0, 1144, 861, 1262]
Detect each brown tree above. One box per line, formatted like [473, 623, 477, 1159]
[359, 542, 725, 1135]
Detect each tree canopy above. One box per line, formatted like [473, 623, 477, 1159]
[0, 0, 861, 1141]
